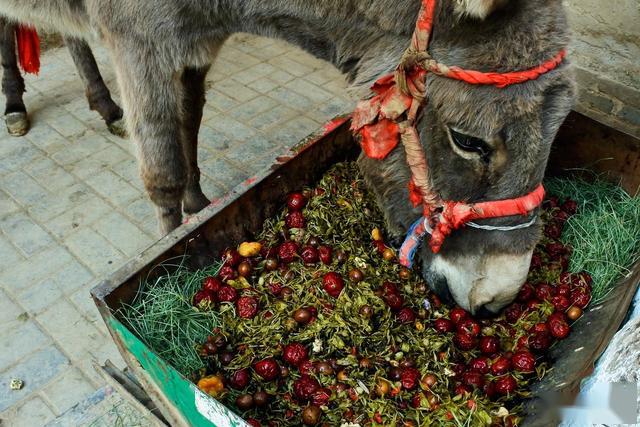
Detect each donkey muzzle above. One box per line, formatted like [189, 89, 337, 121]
[426, 249, 534, 314]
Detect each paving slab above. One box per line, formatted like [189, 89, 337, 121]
[0, 345, 69, 412]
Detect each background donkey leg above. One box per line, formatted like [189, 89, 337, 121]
[112, 46, 186, 234]
[0, 18, 29, 136]
[65, 37, 126, 137]
[180, 65, 212, 214]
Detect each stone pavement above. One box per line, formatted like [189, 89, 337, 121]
[0, 33, 354, 426]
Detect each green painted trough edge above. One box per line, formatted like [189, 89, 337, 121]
[108, 316, 249, 427]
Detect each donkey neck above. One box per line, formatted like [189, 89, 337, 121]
[235, 0, 422, 90]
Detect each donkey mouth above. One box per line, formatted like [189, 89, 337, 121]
[423, 270, 497, 318]
[424, 250, 534, 315]
[423, 268, 455, 306]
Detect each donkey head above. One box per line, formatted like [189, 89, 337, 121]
[360, 0, 575, 314]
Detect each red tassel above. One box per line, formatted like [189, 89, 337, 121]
[16, 25, 40, 75]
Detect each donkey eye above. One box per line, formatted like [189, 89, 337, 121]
[449, 128, 491, 157]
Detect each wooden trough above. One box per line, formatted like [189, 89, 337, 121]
[91, 111, 640, 426]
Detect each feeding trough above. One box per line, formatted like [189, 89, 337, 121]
[91, 111, 640, 426]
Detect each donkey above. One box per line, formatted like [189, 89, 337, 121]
[0, 17, 124, 136]
[0, 0, 575, 314]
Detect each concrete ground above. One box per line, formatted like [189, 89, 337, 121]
[0, 33, 353, 426]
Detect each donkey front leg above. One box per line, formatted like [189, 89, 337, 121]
[112, 48, 186, 234]
[65, 37, 126, 137]
[0, 18, 29, 136]
[180, 65, 212, 214]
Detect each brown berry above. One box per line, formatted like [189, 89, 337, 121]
[337, 370, 348, 381]
[316, 361, 334, 376]
[388, 367, 403, 381]
[236, 393, 254, 410]
[335, 250, 348, 264]
[302, 405, 322, 425]
[421, 373, 437, 389]
[253, 390, 269, 407]
[567, 306, 582, 320]
[376, 379, 390, 397]
[265, 258, 279, 271]
[293, 308, 312, 324]
[204, 342, 218, 355]
[425, 391, 439, 408]
[348, 268, 364, 283]
[400, 358, 416, 369]
[359, 357, 372, 370]
[382, 248, 395, 261]
[399, 268, 411, 280]
[238, 261, 252, 277]
[281, 286, 294, 300]
[219, 352, 234, 365]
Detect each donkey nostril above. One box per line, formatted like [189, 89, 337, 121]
[429, 274, 454, 306]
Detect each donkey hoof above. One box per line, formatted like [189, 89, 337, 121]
[107, 118, 127, 138]
[183, 190, 210, 214]
[5, 112, 30, 137]
[156, 206, 182, 235]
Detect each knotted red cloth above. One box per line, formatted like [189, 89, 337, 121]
[16, 25, 40, 75]
[350, 0, 565, 265]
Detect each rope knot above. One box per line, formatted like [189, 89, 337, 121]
[395, 48, 431, 100]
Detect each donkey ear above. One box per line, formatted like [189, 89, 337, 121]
[454, 0, 509, 19]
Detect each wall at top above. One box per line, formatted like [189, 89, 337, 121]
[564, 0, 640, 139]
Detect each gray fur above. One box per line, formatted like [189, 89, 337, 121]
[0, 0, 575, 311]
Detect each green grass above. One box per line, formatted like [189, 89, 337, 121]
[546, 176, 640, 303]
[118, 258, 222, 377]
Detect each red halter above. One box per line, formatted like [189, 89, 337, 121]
[350, 0, 566, 267]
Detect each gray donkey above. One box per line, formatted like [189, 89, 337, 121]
[0, 0, 575, 314]
[0, 17, 124, 136]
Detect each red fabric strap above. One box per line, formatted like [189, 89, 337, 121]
[16, 25, 40, 75]
[442, 184, 546, 229]
[443, 50, 567, 88]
